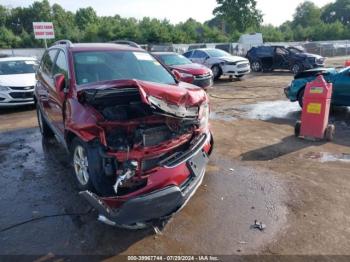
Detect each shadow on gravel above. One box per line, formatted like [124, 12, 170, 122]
[0, 105, 35, 115]
[0, 127, 153, 256]
[240, 135, 325, 161]
[241, 106, 350, 161]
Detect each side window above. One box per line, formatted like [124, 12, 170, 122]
[41, 49, 57, 76]
[192, 50, 207, 59]
[52, 51, 68, 78]
[276, 47, 288, 55]
[183, 51, 192, 58]
[258, 47, 273, 56]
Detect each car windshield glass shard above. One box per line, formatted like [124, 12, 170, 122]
[206, 49, 230, 58]
[159, 54, 192, 66]
[0, 60, 37, 75]
[74, 51, 176, 85]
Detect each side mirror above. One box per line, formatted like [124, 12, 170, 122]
[172, 70, 182, 81]
[54, 74, 66, 93]
[172, 69, 194, 83]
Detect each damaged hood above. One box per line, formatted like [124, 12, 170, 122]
[77, 79, 208, 117]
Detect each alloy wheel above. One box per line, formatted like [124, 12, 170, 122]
[292, 64, 300, 75]
[251, 61, 261, 72]
[73, 145, 90, 186]
[212, 66, 220, 78]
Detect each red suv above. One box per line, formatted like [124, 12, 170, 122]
[35, 40, 213, 228]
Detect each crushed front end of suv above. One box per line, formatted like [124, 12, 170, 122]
[34, 41, 213, 228]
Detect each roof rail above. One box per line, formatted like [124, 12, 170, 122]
[110, 40, 141, 48]
[52, 40, 73, 47]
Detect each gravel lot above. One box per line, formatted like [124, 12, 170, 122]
[0, 56, 349, 258]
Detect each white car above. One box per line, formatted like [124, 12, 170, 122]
[183, 48, 250, 80]
[0, 56, 38, 107]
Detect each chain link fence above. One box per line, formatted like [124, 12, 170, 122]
[147, 40, 350, 57]
[2, 40, 350, 59]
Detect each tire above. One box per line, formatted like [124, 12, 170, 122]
[294, 121, 301, 137]
[70, 137, 115, 196]
[292, 63, 303, 75]
[36, 104, 54, 138]
[297, 88, 305, 108]
[251, 60, 262, 72]
[325, 125, 335, 141]
[211, 65, 222, 80]
[236, 75, 244, 81]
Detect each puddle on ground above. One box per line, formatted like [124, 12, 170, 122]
[211, 100, 301, 122]
[241, 101, 300, 121]
[304, 152, 350, 163]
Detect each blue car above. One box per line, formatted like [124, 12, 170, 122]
[284, 67, 350, 107]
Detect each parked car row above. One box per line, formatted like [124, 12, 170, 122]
[0, 43, 327, 107]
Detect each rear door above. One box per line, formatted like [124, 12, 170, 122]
[48, 50, 69, 133]
[190, 50, 208, 65]
[36, 49, 58, 119]
[274, 47, 289, 69]
[257, 47, 274, 70]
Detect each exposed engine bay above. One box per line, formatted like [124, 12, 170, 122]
[78, 85, 207, 197]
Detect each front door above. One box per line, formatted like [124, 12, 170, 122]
[48, 50, 69, 133]
[36, 49, 58, 120]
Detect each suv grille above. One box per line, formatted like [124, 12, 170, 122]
[9, 86, 34, 91]
[9, 92, 34, 99]
[194, 73, 211, 80]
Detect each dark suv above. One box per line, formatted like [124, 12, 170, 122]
[246, 45, 325, 74]
[35, 40, 213, 228]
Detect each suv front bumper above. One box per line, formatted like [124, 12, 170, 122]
[222, 63, 251, 77]
[80, 148, 208, 227]
[0, 87, 35, 107]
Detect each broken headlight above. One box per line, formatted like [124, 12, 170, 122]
[199, 103, 209, 128]
[148, 95, 199, 118]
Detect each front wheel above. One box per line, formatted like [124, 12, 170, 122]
[294, 121, 301, 137]
[292, 63, 303, 75]
[70, 138, 115, 196]
[211, 65, 222, 80]
[251, 61, 262, 72]
[325, 125, 335, 141]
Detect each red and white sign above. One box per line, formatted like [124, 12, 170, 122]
[33, 22, 55, 39]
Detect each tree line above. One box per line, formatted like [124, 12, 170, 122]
[1, 0, 350, 48]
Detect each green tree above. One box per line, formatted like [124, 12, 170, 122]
[293, 1, 321, 27]
[75, 7, 98, 31]
[213, 0, 263, 33]
[321, 0, 350, 24]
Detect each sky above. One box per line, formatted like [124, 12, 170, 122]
[2, 0, 334, 26]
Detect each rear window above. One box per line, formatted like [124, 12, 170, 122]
[158, 54, 192, 66]
[206, 49, 230, 58]
[0, 60, 38, 75]
[73, 51, 176, 85]
[257, 47, 274, 56]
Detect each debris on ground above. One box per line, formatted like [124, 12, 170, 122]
[251, 220, 266, 231]
[153, 226, 163, 235]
